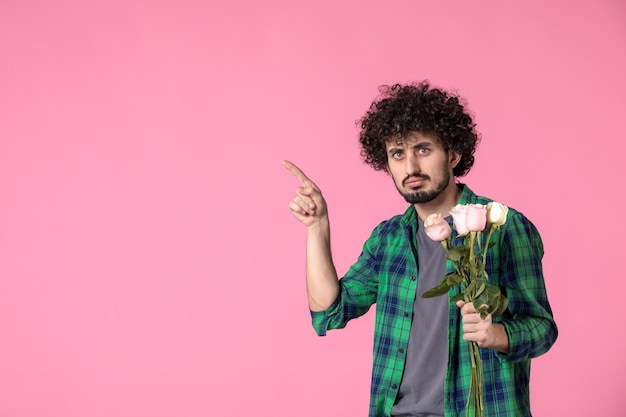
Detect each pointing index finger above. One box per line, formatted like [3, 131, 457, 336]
[282, 160, 312, 185]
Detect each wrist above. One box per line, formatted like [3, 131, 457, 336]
[306, 216, 330, 235]
[491, 323, 509, 354]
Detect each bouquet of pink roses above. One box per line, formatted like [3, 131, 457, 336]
[421, 202, 509, 417]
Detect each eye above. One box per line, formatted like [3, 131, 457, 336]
[418, 147, 430, 155]
[390, 150, 403, 159]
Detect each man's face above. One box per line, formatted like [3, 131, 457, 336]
[386, 132, 457, 204]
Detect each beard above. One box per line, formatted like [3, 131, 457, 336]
[396, 166, 451, 204]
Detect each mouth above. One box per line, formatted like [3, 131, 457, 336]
[404, 176, 428, 188]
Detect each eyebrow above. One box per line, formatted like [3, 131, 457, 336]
[387, 145, 403, 154]
[387, 141, 432, 152]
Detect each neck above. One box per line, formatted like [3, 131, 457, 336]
[414, 182, 463, 221]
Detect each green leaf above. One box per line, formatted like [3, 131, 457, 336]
[474, 281, 486, 298]
[463, 280, 478, 298]
[421, 282, 451, 298]
[422, 274, 454, 298]
[446, 273, 463, 286]
[477, 305, 490, 319]
[450, 293, 464, 303]
[446, 246, 468, 262]
[472, 284, 508, 319]
[493, 296, 509, 317]
[475, 258, 485, 272]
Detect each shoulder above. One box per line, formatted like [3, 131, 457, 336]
[373, 214, 404, 234]
[501, 208, 543, 248]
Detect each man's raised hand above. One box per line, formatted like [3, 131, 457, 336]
[282, 160, 328, 227]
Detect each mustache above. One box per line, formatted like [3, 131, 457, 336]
[402, 174, 430, 186]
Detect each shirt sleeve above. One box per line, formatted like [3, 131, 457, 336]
[495, 212, 558, 363]
[311, 222, 384, 336]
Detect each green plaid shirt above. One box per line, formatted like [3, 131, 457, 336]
[311, 185, 558, 417]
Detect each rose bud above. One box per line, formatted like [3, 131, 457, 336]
[466, 204, 487, 232]
[424, 213, 452, 242]
[487, 201, 508, 226]
[449, 204, 469, 236]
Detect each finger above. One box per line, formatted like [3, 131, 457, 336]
[462, 302, 477, 314]
[282, 160, 311, 184]
[462, 322, 478, 333]
[294, 193, 317, 212]
[462, 314, 480, 325]
[297, 184, 320, 199]
[289, 200, 314, 217]
[290, 195, 317, 216]
[282, 160, 320, 191]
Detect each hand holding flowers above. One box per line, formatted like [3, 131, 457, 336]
[422, 201, 509, 417]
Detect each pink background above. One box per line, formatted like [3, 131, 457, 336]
[1, 1, 624, 416]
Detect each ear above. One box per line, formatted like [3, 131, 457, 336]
[449, 150, 461, 168]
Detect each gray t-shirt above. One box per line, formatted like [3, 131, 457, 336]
[391, 216, 448, 417]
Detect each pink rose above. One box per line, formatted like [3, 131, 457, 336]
[466, 204, 487, 232]
[449, 204, 469, 236]
[424, 213, 451, 242]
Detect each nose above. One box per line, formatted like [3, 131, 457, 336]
[406, 153, 419, 175]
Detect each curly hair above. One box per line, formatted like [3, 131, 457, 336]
[358, 81, 480, 177]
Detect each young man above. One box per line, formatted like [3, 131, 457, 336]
[284, 82, 557, 417]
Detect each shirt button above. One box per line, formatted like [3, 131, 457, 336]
[391, 384, 398, 389]
[399, 348, 405, 354]
[404, 312, 409, 317]
[411, 276, 416, 281]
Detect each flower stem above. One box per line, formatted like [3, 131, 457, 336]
[468, 341, 484, 417]
[481, 226, 496, 277]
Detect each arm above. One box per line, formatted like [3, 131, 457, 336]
[495, 213, 558, 362]
[457, 212, 557, 359]
[283, 160, 339, 311]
